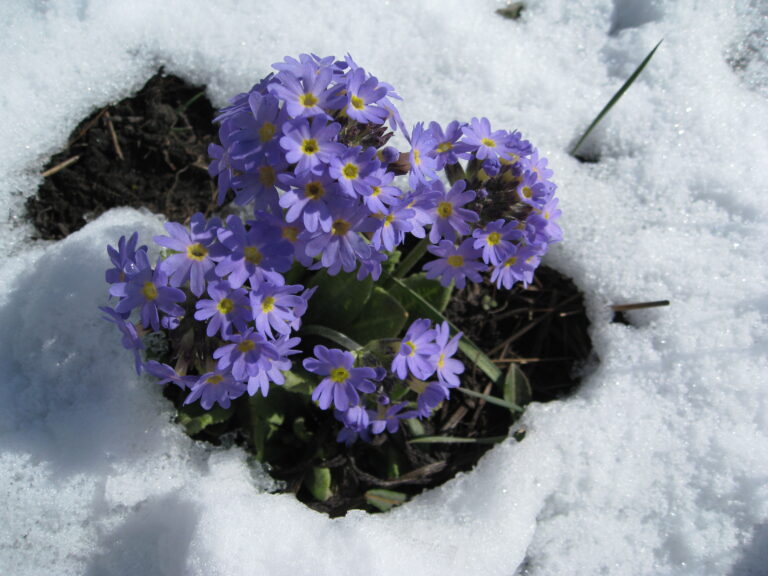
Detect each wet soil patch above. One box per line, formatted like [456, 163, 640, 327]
[26, 72, 217, 239]
[27, 73, 593, 517]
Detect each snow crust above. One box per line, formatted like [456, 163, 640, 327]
[1, 1, 767, 574]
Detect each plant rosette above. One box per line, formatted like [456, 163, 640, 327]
[102, 53, 562, 514]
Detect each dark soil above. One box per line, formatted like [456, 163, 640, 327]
[26, 72, 217, 239]
[26, 71, 594, 517]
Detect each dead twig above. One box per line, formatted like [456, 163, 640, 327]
[104, 111, 124, 160]
[42, 155, 81, 178]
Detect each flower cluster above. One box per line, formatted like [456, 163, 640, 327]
[209, 53, 562, 289]
[103, 53, 561, 445]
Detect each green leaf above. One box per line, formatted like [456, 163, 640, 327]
[393, 273, 453, 315]
[571, 39, 663, 158]
[365, 489, 408, 512]
[392, 237, 430, 278]
[301, 324, 363, 351]
[456, 387, 524, 413]
[282, 369, 314, 395]
[408, 435, 507, 444]
[503, 363, 532, 407]
[346, 286, 409, 344]
[389, 276, 502, 384]
[306, 467, 333, 502]
[303, 269, 373, 331]
[176, 404, 233, 436]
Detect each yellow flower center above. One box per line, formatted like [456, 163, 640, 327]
[487, 232, 501, 246]
[481, 137, 496, 148]
[384, 213, 395, 227]
[403, 340, 417, 357]
[330, 367, 350, 383]
[521, 186, 533, 199]
[142, 281, 158, 301]
[259, 122, 276, 143]
[206, 374, 224, 386]
[244, 246, 263, 265]
[447, 254, 464, 268]
[301, 138, 319, 155]
[371, 186, 382, 197]
[504, 256, 518, 267]
[342, 163, 359, 180]
[437, 354, 445, 369]
[237, 340, 256, 353]
[187, 243, 208, 261]
[259, 165, 276, 187]
[413, 149, 421, 166]
[282, 226, 299, 243]
[436, 141, 453, 153]
[261, 296, 276, 313]
[300, 92, 318, 108]
[350, 95, 365, 110]
[437, 201, 453, 219]
[216, 297, 234, 315]
[305, 181, 325, 200]
[332, 219, 351, 236]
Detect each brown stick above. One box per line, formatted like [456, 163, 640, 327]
[104, 111, 124, 160]
[610, 300, 670, 312]
[41, 155, 81, 178]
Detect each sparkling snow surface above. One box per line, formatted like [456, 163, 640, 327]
[1, 1, 767, 575]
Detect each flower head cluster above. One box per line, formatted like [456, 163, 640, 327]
[104, 53, 562, 446]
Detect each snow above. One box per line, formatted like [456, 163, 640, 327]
[1, 0, 767, 574]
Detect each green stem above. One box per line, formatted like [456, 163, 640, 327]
[300, 324, 363, 351]
[392, 237, 430, 279]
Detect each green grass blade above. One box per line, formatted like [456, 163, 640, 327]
[300, 324, 362, 351]
[408, 435, 507, 445]
[570, 39, 663, 157]
[457, 386, 524, 413]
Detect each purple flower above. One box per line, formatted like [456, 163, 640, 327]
[417, 381, 452, 418]
[114, 261, 186, 332]
[280, 118, 344, 174]
[214, 215, 292, 288]
[335, 404, 372, 445]
[461, 117, 509, 164]
[490, 244, 542, 289]
[269, 64, 344, 119]
[516, 170, 552, 208]
[428, 180, 479, 244]
[105, 232, 148, 286]
[100, 306, 144, 374]
[184, 371, 246, 410]
[304, 202, 374, 275]
[407, 122, 438, 187]
[472, 219, 523, 265]
[329, 146, 379, 198]
[278, 170, 338, 233]
[370, 202, 414, 252]
[249, 281, 306, 338]
[303, 345, 380, 411]
[391, 318, 440, 381]
[423, 238, 487, 289]
[370, 401, 414, 434]
[362, 168, 403, 214]
[153, 213, 218, 297]
[427, 120, 465, 169]
[213, 329, 280, 386]
[343, 67, 389, 124]
[431, 321, 464, 387]
[143, 360, 197, 389]
[527, 197, 563, 244]
[228, 92, 285, 163]
[194, 281, 251, 339]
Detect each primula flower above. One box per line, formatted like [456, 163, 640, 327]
[343, 67, 389, 124]
[427, 120, 465, 169]
[249, 281, 307, 338]
[154, 213, 218, 297]
[423, 238, 487, 289]
[472, 218, 523, 266]
[461, 117, 509, 164]
[228, 92, 285, 163]
[303, 345, 380, 411]
[335, 404, 372, 446]
[516, 170, 552, 208]
[370, 401, 414, 434]
[184, 371, 246, 410]
[428, 180, 479, 244]
[362, 168, 403, 214]
[407, 122, 438, 187]
[114, 261, 185, 332]
[527, 197, 563, 244]
[431, 321, 464, 387]
[194, 281, 251, 339]
[391, 318, 440, 381]
[247, 334, 301, 397]
[329, 146, 379, 198]
[105, 232, 148, 286]
[304, 202, 375, 275]
[490, 244, 542, 289]
[280, 118, 344, 174]
[214, 215, 292, 288]
[268, 64, 343, 119]
[143, 360, 197, 389]
[371, 202, 414, 252]
[417, 381, 453, 418]
[278, 171, 338, 233]
[213, 329, 279, 381]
